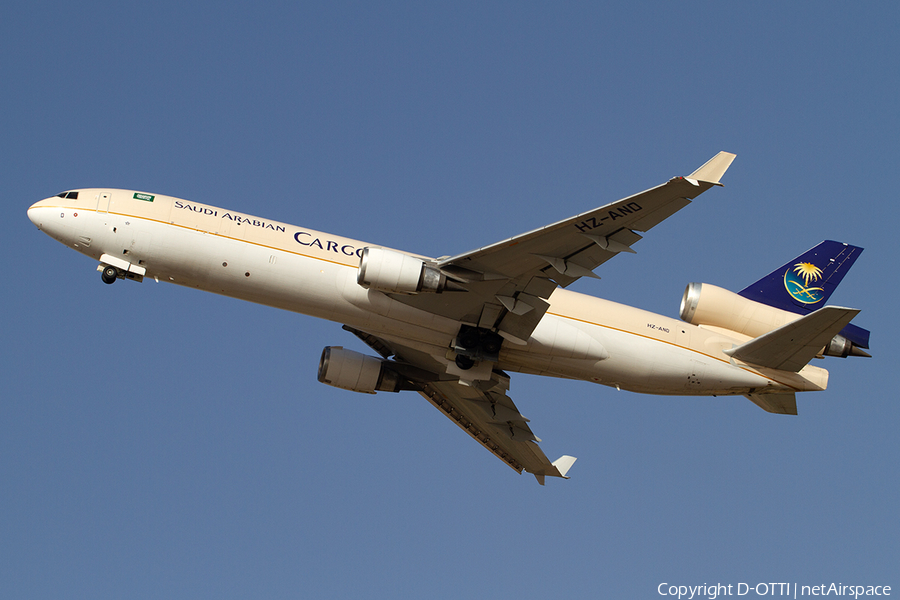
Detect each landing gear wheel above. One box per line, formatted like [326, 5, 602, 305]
[454, 354, 475, 370]
[481, 333, 502, 355]
[101, 265, 118, 285]
[458, 330, 481, 350]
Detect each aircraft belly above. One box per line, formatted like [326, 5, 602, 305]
[501, 323, 775, 396]
[604, 344, 772, 395]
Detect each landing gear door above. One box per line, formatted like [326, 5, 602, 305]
[97, 192, 111, 213]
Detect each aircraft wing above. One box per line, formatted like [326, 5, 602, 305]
[392, 152, 736, 343]
[344, 326, 576, 484]
[418, 378, 576, 485]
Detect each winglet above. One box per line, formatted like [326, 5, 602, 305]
[688, 151, 736, 186]
[553, 455, 577, 477]
[534, 455, 578, 485]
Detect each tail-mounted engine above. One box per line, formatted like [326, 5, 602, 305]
[680, 282, 866, 359]
[823, 334, 861, 358]
[317, 346, 403, 394]
[679, 282, 797, 339]
[357, 247, 463, 294]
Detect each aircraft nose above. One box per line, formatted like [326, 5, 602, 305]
[27, 201, 46, 228]
[28, 197, 59, 229]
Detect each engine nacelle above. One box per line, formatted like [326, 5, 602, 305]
[824, 334, 855, 358]
[681, 283, 866, 360]
[317, 347, 402, 394]
[357, 247, 449, 294]
[679, 282, 801, 338]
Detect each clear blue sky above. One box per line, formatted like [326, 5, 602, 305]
[3, 2, 897, 598]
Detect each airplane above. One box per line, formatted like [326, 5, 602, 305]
[27, 152, 870, 484]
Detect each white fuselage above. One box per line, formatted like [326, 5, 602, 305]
[27, 189, 828, 398]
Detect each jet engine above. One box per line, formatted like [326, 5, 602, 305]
[679, 282, 799, 338]
[357, 247, 458, 294]
[823, 334, 859, 359]
[317, 346, 402, 394]
[679, 282, 865, 359]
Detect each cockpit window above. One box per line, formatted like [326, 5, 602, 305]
[55, 191, 79, 199]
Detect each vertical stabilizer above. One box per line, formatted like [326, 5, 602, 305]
[745, 392, 798, 415]
[738, 241, 869, 348]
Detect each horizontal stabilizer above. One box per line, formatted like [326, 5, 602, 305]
[745, 392, 798, 415]
[724, 306, 860, 372]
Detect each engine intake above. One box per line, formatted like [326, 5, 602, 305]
[317, 346, 402, 394]
[357, 247, 455, 294]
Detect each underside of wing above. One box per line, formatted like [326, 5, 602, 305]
[390, 152, 736, 344]
[344, 326, 576, 484]
[416, 378, 575, 484]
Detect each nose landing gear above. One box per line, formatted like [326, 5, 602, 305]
[101, 265, 119, 284]
[97, 255, 145, 283]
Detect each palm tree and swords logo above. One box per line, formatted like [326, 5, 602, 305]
[784, 261, 826, 304]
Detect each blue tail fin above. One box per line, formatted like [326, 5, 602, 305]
[738, 241, 869, 348]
